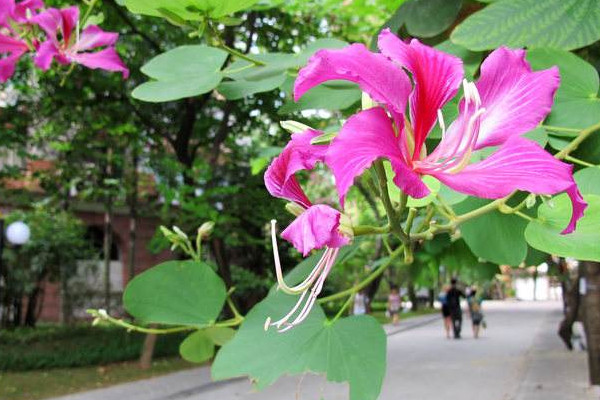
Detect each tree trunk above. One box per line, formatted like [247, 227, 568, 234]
[408, 282, 418, 311]
[558, 269, 580, 350]
[103, 205, 114, 313]
[428, 288, 435, 309]
[139, 330, 158, 369]
[581, 261, 600, 385]
[127, 146, 139, 282]
[24, 284, 41, 327]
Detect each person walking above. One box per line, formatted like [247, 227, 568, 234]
[446, 278, 465, 339]
[353, 290, 367, 315]
[439, 284, 452, 338]
[467, 287, 484, 339]
[387, 285, 401, 326]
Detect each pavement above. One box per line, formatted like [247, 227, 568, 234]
[48, 301, 597, 400]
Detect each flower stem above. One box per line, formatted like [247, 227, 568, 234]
[318, 245, 404, 304]
[219, 44, 266, 66]
[328, 294, 354, 324]
[556, 120, 600, 159]
[374, 160, 409, 243]
[542, 125, 580, 134]
[353, 224, 390, 236]
[564, 155, 596, 168]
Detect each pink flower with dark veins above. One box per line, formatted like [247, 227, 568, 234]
[295, 29, 587, 234]
[0, 0, 43, 82]
[32, 6, 129, 78]
[264, 129, 352, 332]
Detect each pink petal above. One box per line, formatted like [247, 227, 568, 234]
[0, 0, 14, 25]
[430, 137, 587, 234]
[69, 47, 129, 78]
[0, 33, 28, 53]
[473, 47, 560, 149]
[59, 6, 79, 45]
[281, 204, 349, 256]
[294, 43, 412, 119]
[33, 40, 60, 70]
[264, 129, 328, 208]
[378, 30, 463, 159]
[75, 25, 119, 51]
[326, 107, 429, 206]
[32, 6, 78, 43]
[12, 0, 44, 22]
[0, 50, 25, 82]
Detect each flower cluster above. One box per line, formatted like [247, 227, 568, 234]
[265, 29, 586, 331]
[0, 0, 128, 82]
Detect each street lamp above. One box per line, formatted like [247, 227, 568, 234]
[0, 220, 31, 323]
[6, 221, 31, 245]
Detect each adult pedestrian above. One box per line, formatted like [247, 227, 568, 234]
[446, 278, 465, 339]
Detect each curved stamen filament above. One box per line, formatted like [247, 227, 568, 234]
[271, 220, 328, 295]
[275, 248, 339, 332]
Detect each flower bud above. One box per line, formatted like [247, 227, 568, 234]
[285, 202, 306, 217]
[198, 221, 215, 238]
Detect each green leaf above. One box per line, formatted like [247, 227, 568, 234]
[451, 0, 600, 51]
[132, 46, 227, 103]
[525, 194, 600, 262]
[454, 197, 528, 265]
[574, 167, 600, 196]
[205, 326, 236, 346]
[218, 73, 286, 100]
[212, 292, 386, 400]
[123, 260, 227, 326]
[435, 40, 482, 79]
[124, 0, 260, 20]
[527, 48, 600, 130]
[437, 183, 468, 205]
[179, 330, 215, 363]
[404, 0, 463, 38]
[279, 81, 361, 113]
[440, 239, 478, 273]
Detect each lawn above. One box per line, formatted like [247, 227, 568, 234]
[0, 357, 196, 400]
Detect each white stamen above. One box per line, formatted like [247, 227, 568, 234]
[271, 220, 327, 295]
[437, 109, 446, 138]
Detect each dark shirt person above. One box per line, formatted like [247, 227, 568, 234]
[446, 279, 465, 339]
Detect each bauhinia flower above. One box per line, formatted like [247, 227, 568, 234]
[295, 29, 586, 234]
[0, 0, 43, 82]
[264, 129, 352, 332]
[32, 6, 129, 78]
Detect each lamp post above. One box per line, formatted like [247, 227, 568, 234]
[0, 220, 31, 324]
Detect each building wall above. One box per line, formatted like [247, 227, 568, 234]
[36, 211, 172, 322]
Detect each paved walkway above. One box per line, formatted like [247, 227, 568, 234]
[49, 301, 597, 400]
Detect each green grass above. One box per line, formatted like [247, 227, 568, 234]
[0, 357, 196, 400]
[370, 308, 439, 325]
[0, 324, 187, 371]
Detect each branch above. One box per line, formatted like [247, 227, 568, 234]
[107, 0, 162, 53]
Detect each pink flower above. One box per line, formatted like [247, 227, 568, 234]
[264, 129, 351, 332]
[0, 0, 43, 82]
[295, 29, 586, 234]
[32, 6, 129, 78]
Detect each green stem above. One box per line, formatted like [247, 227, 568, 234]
[81, 0, 99, 26]
[352, 224, 390, 236]
[219, 44, 266, 66]
[404, 208, 417, 234]
[565, 155, 596, 168]
[88, 310, 196, 334]
[374, 160, 409, 243]
[329, 294, 354, 324]
[556, 120, 600, 159]
[318, 245, 404, 304]
[542, 125, 580, 134]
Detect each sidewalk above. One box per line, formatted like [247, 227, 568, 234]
[46, 303, 596, 400]
[47, 313, 440, 400]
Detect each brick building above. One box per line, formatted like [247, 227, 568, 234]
[1, 160, 172, 322]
